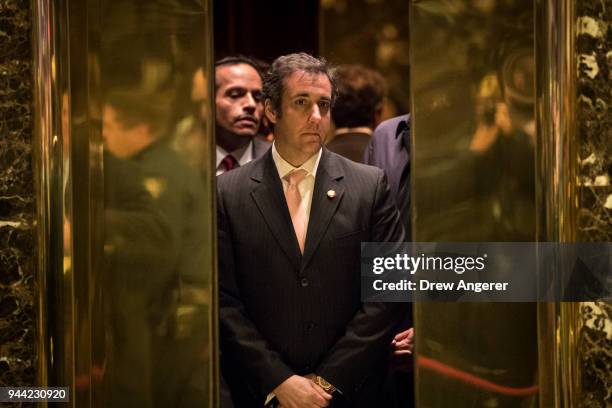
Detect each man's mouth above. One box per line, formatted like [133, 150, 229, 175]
[235, 116, 257, 125]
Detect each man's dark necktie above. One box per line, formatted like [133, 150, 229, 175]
[221, 154, 238, 172]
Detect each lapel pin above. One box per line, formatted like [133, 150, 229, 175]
[327, 190, 336, 199]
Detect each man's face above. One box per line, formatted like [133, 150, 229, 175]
[102, 105, 146, 158]
[215, 63, 263, 137]
[265, 71, 332, 164]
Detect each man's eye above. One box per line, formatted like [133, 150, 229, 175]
[227, 89, 246, 98]
[295, 98, 308, 106]
[252, 91, 263, 102]
[318, 101, 330, 112]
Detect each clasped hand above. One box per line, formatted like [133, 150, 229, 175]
[273, 375, 332, 408]
[390, 327, 414, 371]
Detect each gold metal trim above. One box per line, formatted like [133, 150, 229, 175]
[68, 0, 102, 405]
[535, 0, 577, 243]
[32, 0, 53, 395]
[535, 0, 579, 407]
[32, 0, 75, 404]
[207, 1, 220, 405]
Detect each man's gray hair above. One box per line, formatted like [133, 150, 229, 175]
[263, 52, 337, 116]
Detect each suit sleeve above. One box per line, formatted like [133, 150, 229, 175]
[217, 183, 294, 396]
[316, 170, 409, 401]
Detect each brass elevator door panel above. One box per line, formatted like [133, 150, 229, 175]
[96, 1, 216, 407]
[43, 0, 219, 406]
[410, 1, 538, 407]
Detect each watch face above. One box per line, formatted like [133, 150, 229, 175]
[316, 376, 335, 392]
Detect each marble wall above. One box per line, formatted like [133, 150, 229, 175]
[0, 0, 38, 392]
[576, 0, 612, 406]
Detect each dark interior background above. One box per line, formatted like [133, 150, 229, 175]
[213, 0, 319, 63]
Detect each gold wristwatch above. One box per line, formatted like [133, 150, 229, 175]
[314, 375, 337, 394]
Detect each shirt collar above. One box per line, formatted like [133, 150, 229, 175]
[394, 115, 411, 148]
[395, 119, 410, 139]
[271, 142, 322, 180]
[334, 126, 373, 136]
[216, 140, 253, 169]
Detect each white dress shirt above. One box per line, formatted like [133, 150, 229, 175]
[271, 143, 322, 239]
[333, 126, 373, 137]
[216, 140, 254, 175]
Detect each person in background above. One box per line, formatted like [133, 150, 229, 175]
[364, 114, 414, 407]
[326, 64, 386, 163]
[215, 56, 271, 175]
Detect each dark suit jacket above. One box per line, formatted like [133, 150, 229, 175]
[218, 137, 271, 408]
[364, 115, 411, 236]
[326, 131, 371, 163]
[364, 115, 414, 407]
[217, 148, 406, 406]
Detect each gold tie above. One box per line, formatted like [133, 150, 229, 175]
[284, 169, 308, 253]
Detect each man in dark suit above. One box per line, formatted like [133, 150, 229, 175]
[326, 65, 386, 163]
[364, 115, 411, 235]
[215, 56, 271, 175]
[364, 114, 414, 407]
[218, 53, 407, 407]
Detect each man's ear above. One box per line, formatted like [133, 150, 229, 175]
[264, 99, 277, 124]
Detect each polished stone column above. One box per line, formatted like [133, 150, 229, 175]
[0, 0, 38, 389]
[576, 0, 612, 405]
[536, 0, 612, 405]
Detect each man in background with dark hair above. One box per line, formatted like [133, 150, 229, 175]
[215, 56, 270, 175]
[326, 64, 386, 163]
[218, 52, 406, 407]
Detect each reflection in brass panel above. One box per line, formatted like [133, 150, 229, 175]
[410, 1, 538, 406]
[33, 0, 216, 406]
[411, 2, 535, 242]
[319, 0, 411, 119]
[97, 0, 216, 407]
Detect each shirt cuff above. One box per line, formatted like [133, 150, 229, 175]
[264, 392, 276, 406]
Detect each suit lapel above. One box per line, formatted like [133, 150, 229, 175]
[250, 152, 302, 270]
[301, 150, 344, 271]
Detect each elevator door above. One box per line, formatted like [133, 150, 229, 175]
[36, 0, 217, 406]
[95, 2, 216, 406]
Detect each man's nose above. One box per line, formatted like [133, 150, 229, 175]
[242, 92, 258, 112]
[309, 105, 322, 123]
